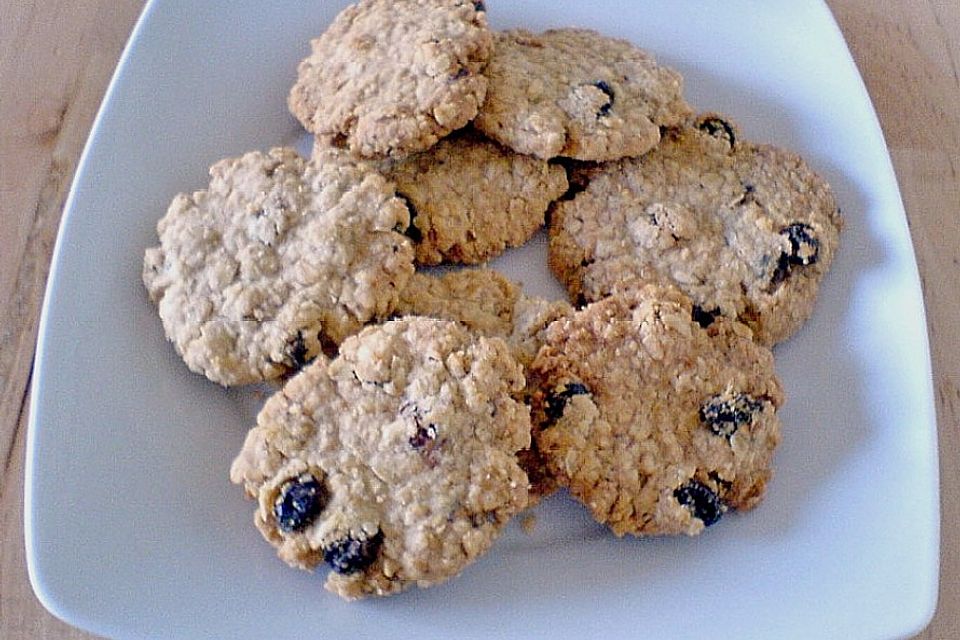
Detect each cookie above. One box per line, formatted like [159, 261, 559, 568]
[473, 28, 691, 161]
[372, 129, 568, 264]
[549, 114, 843, 345]
[290, 0, 492, 158]
[528, 286, 784, 537]
[230, 318, 531, 599]
[143, 147, 414, 386]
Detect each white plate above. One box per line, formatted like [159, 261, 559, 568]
[26, 1, 939, 638]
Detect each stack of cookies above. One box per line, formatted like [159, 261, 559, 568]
[143, 0, 842, 600]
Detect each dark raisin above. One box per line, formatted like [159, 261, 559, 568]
[323, 530, 383, 574]
[697, 116, 736, 148]
[409, 423, 438, 449]
[770, 223, 819, 286]
[472, 0, 485, 12]
[544, 382, 590, 423]
[769, 223, 820, 286]
[769, 252, 791, 288]
[450, 67, 470, 81]
[700, 392, 763, 438]
[781, 223, 819, 266]
[274, 474, 327, 533]
[674, 481, 723, 526]
[395, 193, 422, 242]
[593, 80, 615, 117]
[285, 331, 310, 369]
[691, 305, 720, 329]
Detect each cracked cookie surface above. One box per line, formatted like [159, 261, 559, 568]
[474, 28, 691, 161]
[230, 318, 530, 599]
[528, 286, 784, 536]
[549, 114, 842, 345]
[290, 0, 492, 158]
[143, 147, 414, 386]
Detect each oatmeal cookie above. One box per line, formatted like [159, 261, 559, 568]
[474, 28, 691, 161]
[549, 114, 843, 345]
[230, 318, 530, 599]
[143, 148, 414, 386]
[374, 129, 568, 264]
[528, 286, 784, 536]
[290, 0, 492, 158]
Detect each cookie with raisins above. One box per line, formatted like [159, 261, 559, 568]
[527, 285, 784, 537]
[290, 0, 492, 158]
[474, 28, 691, 161]
[230, 318, 531, 599]
[142, 147, 414, 386]
[549, 113, 843, 345]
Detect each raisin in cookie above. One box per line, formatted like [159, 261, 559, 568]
[230, 318, 531, 599]
[371, 129, 568, 264]
[474, 28, 691, 161]
[143, 148, 414, 386]
[549, 114, 843, 345]
[528, 286, 784, 537]
[290, 0, 492, 158]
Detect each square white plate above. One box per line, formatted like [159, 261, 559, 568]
[26, 1, 939, 639]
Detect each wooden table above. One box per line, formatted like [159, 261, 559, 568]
[1, 1, 957, 637]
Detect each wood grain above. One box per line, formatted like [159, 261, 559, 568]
[0, 2, 145, 638]
[830, 3, 960, 638]
[0, 1, 956, 638]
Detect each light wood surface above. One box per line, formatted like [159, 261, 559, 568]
[1, 1, 957, 638]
